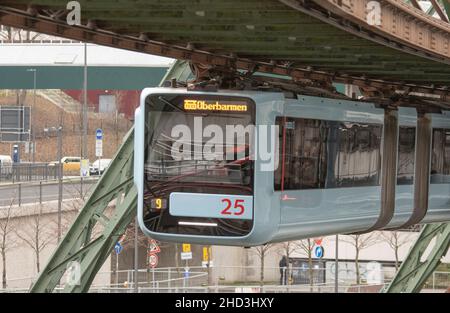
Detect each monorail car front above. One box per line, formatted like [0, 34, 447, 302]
[134, 87, 450, 246]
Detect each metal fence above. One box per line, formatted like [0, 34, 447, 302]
[90, 266, 450, 293]
[429, 271, 450, 290]
[0, 163, 60, 183]
[0, 177, 98, 207]
[2, 268, 449, 293]
[89, 267, 450, 293]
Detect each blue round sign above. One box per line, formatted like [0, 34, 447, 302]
[96, 128, 103, 140]
[314, 246, 324, 259]
[114, 242, 123, 255]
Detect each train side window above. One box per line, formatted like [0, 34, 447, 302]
[334, 123, 382, 188]
[431, 129, 450, 184]
[397, 127, 416, 185]
[275, 117, 382, 190]
[274, 117, 325, 190]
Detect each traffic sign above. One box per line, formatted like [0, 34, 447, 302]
[314, 246, 324, 259]
[182, 243, 191, 253]
[80, 159, 90, 177]
[95, 128, 103, 157]
[96, 128, 103, 140]
[181, 252, 192, 260]
[95, 139, 103, 157]
[148, 239, 161, 254]
[203, 247, 210, 262]
[149, 253, 158, 268]
[114, 242, 123, 255]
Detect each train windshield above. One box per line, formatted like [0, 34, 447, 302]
[143, 93, 255, 237]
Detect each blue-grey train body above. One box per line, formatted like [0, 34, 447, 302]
[134, 87, 450, 246]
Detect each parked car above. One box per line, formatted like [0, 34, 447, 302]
[89, 159, 112, 175]
[49, 156, 81, 174]
[0, 155, 13, 177]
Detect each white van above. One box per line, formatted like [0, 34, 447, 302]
[0, 155, 13, 177]
[89, 158, 112, 175]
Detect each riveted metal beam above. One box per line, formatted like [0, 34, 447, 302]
[383, 223, 450, 293]
[0, 4, 449, 101]
[30, 128, 137, 292]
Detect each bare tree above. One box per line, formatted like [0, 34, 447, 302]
[343, 233, 380, 284]
[121, 222, 148, 251]
[380, 231, 413, 271]
[113, 91, 127, 150]
[251, 244, 274, 286]
[0, 193, 18, 288]
[295, 238, 315, 290]
[16, 204, 54, 273]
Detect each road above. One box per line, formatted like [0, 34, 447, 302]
[0, 180, 98, 207]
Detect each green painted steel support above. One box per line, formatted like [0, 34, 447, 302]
[383, 223, 450, 293]
[441, 0, 450, 21]
[29, 128, 137, 292]
[29, 60, 191, 293]
[162, 60, 193, 83]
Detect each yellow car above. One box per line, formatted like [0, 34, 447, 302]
[50, 156, 81, 175]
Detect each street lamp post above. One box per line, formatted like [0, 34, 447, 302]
[45, 126, 63, 242]
[83, 42, 88, 159]
[27, 68, 36, 163]
[57, 125, 63, 242]
[80, 43, 88, 198]
[335, 234, 339, 293]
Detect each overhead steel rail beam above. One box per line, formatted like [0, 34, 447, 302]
[0, 1, 450, 103]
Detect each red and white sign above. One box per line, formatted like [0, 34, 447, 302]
[149, 254, 158, 268]
[314, 238, 323, 246]
[148, 239, 161, 254]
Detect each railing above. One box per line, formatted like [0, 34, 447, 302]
[2, 268, 449, 293]
[0, 177, 98, 207]
[89, 266, 450, 293]
[0, 163, 60, 183]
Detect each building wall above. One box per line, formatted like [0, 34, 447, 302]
[0, 66, 168, 90]
[63, 90, 141, 119]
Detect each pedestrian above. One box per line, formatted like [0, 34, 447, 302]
[279, 256, 287, 285]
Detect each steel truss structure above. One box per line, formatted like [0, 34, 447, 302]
[383, 223, 450, 292]
[30, 128, 137, 292]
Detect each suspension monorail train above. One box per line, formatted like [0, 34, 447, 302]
[134, 87, 450, 246]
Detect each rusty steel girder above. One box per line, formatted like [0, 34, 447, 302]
[0, 1, 449, 102]
[314, 0, 450, 58]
